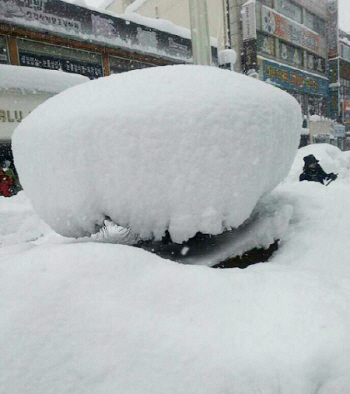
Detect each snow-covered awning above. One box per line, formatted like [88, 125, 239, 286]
[0, 65, 88, 94]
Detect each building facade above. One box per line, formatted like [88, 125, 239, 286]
[339, 30, 350, 130]
[106, 0, 228, 50]
[0, 0, 218, 79]
[233, 0, 331, 118]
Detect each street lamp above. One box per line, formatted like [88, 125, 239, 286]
[188, 0, 212, 65]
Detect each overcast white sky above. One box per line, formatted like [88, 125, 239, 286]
[339, 0, 350, 33]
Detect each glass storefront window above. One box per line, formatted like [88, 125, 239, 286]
[0, 35, 9, 64]
[17, 38, 103, 79]
[109, 55, 155, 74]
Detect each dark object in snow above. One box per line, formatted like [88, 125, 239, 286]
[0, 168, 14, 197]
[212, 240, 279, 269]
[299, 155, 337, 185]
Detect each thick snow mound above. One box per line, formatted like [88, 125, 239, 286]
[12, 65, 301, 242]
[285, 143, 350, 184]
[0, 65, 89, 93]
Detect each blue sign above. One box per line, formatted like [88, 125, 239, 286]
[262, 60, 329, 96]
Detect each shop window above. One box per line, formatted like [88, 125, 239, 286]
[108, 55, 155, 74]
[16, 38, 103, 79]
[0, 35, 9, 65]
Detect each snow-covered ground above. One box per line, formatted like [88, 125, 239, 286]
[1, 143, 350, 394]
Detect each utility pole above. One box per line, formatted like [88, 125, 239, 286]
[188, 0, 212, 65]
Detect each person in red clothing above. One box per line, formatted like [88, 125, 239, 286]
[0, 168, 13, 197]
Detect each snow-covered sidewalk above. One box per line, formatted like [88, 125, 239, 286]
[1, 143, 350, 394]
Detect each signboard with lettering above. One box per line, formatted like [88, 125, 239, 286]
[306, 53, 326, 74]
[242, 1, 257, 41]
[262, 59, 328, 96]
[0, 89, 52, 140]
[279, 41, 302, 67]
[329, 58, 339, 84]
[18, 51, 104, 79]
[328, 59, 340, 119]
[242, 39, 258, 74]
[257, 33, 275, 57]
[328, 0, 339, 58]
[261, 6, 325, 57]
[0, 0, 216, 64]
[344, 100, 350, 123]
[332, 124, 345, 138]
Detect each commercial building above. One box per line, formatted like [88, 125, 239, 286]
[339, 30, 350, 129]
[232, 0, 332, 118]
[0, 0, 218, 79]
[106, 0, 229, 50]
[0, 0, 219, 169]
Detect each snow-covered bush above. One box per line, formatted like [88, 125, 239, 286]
[13, 65, 301, 242]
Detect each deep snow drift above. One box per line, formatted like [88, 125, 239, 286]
[1, 144, 350, 394]
[13, 65, 301, 242]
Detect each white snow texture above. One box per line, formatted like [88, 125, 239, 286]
[0, 64, 89, 93]
[12, 65, 301, 242]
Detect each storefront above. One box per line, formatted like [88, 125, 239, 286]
[0, 0, 218, 78]
[241, 0, 329, 118]
[259, 57, 328, 116]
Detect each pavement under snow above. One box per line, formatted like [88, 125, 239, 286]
[1, 143, 350, 394]
[12, 65, 301, 243]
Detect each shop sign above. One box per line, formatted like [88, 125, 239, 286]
[306, 53, 326, 74]
[279, 41, 302, 67]
[0, 89, 51, 140]
[0, 0, 203, 63]
[0, 0, 81, 31]
[262, 59, 328, 96]
[332, 124, 345, 137]
[329, 58, 339, 84]
[328, 90, 340, 120]
[328, 0, 339, 58]
[262, 6, 322, 56]
[275, 0, 302, 24]
[257, 33, 275, 56]
[242, 39, 257, 74]
[344, 100, 350, 123]
[242, 1, 256, 41]
[19, 51, 103, 79]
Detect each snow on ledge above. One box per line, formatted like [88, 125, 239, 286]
[0, 65, 89, 94]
